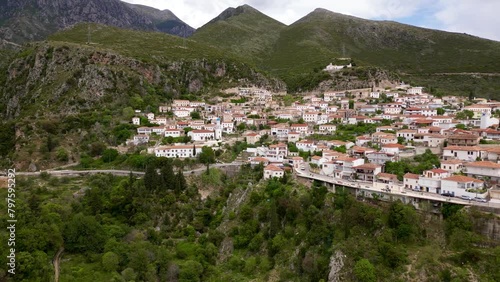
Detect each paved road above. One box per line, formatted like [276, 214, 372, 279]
[296, 164, 500, 209]
[16, 162, 244, 177]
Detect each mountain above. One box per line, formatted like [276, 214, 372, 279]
[123, 3, 195, 37]
[190, 4, 286, 64]
[0, 0, 193, 44]
[267, 8, 500, 75]
[192, 7, 500, 96]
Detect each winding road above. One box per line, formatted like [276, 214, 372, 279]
[15, 162, 244, 177]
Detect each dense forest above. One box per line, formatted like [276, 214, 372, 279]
[1, 160, 499, 281]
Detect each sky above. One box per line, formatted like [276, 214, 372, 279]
[121, 0, 500, 41]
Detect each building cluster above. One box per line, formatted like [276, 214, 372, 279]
[124, 83, 500, 200]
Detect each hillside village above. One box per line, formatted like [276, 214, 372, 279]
[126, 83, 500, 204]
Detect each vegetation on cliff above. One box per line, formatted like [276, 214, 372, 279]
[1, 165, 499, 281]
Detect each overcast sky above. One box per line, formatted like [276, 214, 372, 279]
[122, 0, 500, 41]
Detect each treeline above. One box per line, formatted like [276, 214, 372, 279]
[1, 161, 499, 281]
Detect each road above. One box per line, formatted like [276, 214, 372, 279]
[15, 162, 244, 177]
[296, 164, 500, 209]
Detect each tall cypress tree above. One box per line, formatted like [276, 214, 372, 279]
[144, 165, 159, 191]
[160, 162, 175, 190]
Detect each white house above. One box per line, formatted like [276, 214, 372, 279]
[442, 146, 486, 161]
[174, 110, 190, 118]
[441, 175, 485, 198]
[290, 124, 309, 135]
[155, 145, 202, 158]
[296, 140, 316, 152]
[132, 117, 140, 125]
[263, 165, 285, 179]
[271, 124, 290, 140]
[290, 157, 304, 170]
[464, 161, 500, 182]
[417, 169, 450, 194]
[403, 173, 419, 190]
[407, 87, 423, 95]
[440, 159, 464, 174]
[133, 134, 149, 145]
[188, 130, 215, 141]
[267, 143, 288, 160]
[318, 124, 337, 134]
[164, 129, 183, 138]
[381, 144, 406, 155]
[302, 112, 319, 123]
[137, 127, 152, 135]
[287, 132, 300, 143]
[146, 112, 155, 120]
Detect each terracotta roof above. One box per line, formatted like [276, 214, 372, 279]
[427, 168, 449, 174]
[251, 157, 269, 162]
[448, 134, 480, 140]
[464, 161, 500, 169]
[264, 164, 283, 172]
[246, 132, 260, 137]
[404, 173, 420, 179]
[311, 156, 322, 160]
[269, 143, 287, 148]
[441, 159, 463, 164]
[354, 163, 382, 169]
[377, 173, 398, 179]
[336, 157, 358, 162]
[443, 175, 483, 183]
[191, 130, 214, 133]
[382, 144, 405, 148]
[444, 146, 483, 151]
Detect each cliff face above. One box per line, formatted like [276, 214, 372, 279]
[0, 42, 283, 169]
[0, 0, 194, 43]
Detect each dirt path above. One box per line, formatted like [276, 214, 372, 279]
[53, 247, 64, 282]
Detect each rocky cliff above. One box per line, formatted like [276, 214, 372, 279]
[0, 0, 194, 43]
[0, 42, 283, 169]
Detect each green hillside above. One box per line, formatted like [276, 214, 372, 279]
[48, 23, 235, 63]
[191, 5, 286, 64]
[191, 6, 500, 96]
[266, 8, 500, 76]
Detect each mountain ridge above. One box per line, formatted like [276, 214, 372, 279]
[0, 0, 194, 42]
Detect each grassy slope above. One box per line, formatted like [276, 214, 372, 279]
[48, 23, 236, 63]
[190, 6, 286, 65]
[191, 7, 500, 96]
[265, 9, 500, 76]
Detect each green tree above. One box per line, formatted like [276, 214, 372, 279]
[64, 213, 106, 253]
[56, 147, 69, 162]
[122, 107, 135, 120]
[179, 260, 203, 282]
[455, 110, 474, 120]
[102, 148, 119, 163]
[437, 108, 445, 115]
[190, 111, 201, 119]
[199, 146, 215, 175]
[102, 251, 120, 272]
[354, 259, 376, 282]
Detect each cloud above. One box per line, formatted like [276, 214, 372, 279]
[434, 0, 500, 41]
[120, 0, 500, 41]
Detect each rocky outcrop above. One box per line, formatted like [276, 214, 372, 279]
[0, 0, 194, 43]
[1, 42, 284, 120]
